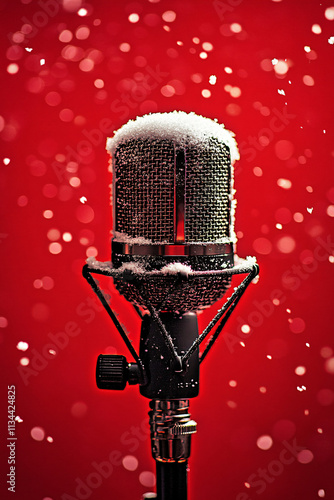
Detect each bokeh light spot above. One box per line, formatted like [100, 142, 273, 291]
[45, 92, 61, 106]
[326, 205, 334, 217]
[86, 246, 98, 258]
[297, 449, 314, 464]
[122, 455, 139, 471]
[17, 341, 29, 351]
[320, 346, 333, 358]
[253, 237, 272, 255]
[293, 212, 304, 223]
[277, 236, 296, 254]
[226, 103, 241, 116]
[33, 279, 43, 289]
[260, 58, 273, 71]
[161, 85, 175, 97]
[69, 176, 81, 187]
[31, 426, 45, 441]
[78, 8, 88, 16]
[59, 108, 74, 122]
[202, 42, 213, 51]
[289, 317, 306, 334]
[256, 435, 273, 450]
[71, 401, 88, 417]
[275, 139, 294, 160]
[94, 79, 104, 88]
[42, 276, 54, 290]
[312, 24, 322, 34]
[6, 45, 24, 61]
[0, 316, 8, 328]
[79, 58, 94, 72]
[47, 228, 61, 241]
[76, 26, 90, 40]
[76, 205, 95, 223]
[191, 73, 203, 83]
[303, 75, 315, 86]
[295, 366, 306, 376]
[7, 63, 19, 75]
[128, 13, 139, 23]
[119, 42, 131, 53]
[230, 86, 241, 98]
[253, 166, 263, 176]
[230, 23, 242, 33]
[325, 7, 334, 20]
[324, 357, 334, 374]
[79, 229, 94, 246]
[49, 242, 62, 255]
[139, 471, 156, 487]
[11, 31, 25, 43]
[63, 232, 72, 242]
[59, 30, 73, 43]
[162, 10, 176, 22]
[201, 89, 211, 98]
[17, 195, 28, 207]
[62, 45, 85, 62]
[62, 0, 82, 12]
[274, 60, 289, 75]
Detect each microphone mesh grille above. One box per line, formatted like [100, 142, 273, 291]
[115, 139, 175, 242]
[185, 139, 231, 242]
[114, 138, 231, 243]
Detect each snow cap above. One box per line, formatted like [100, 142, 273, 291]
[106, 111, 239, 164]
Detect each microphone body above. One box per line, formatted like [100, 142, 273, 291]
[106, 111, 239, 313]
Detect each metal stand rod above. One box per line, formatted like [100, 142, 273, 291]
[156, 460, 188, 500]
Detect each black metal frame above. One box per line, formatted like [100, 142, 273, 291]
[82, 260, 259, 375]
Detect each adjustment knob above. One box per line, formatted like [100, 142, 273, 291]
[96, 354, 140, 390]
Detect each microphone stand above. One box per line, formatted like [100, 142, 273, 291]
[83, 260, 259, 500]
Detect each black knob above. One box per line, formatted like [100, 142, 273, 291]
[96, 354, 140, 390]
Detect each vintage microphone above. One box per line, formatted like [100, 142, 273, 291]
[82, 111, 259, 499]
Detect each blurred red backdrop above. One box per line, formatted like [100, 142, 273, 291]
[1, 1, 334, 499]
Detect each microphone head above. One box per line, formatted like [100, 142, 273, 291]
[106, 111, 240, 313]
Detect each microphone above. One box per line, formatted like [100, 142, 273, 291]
[106, 111, 240, 313]
[83, 111, 258, 500]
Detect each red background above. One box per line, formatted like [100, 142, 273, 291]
[1, 1, 334, 499]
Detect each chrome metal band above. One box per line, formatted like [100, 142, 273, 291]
[149, 399, 197, 462]
[112, 241, 233, 257]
